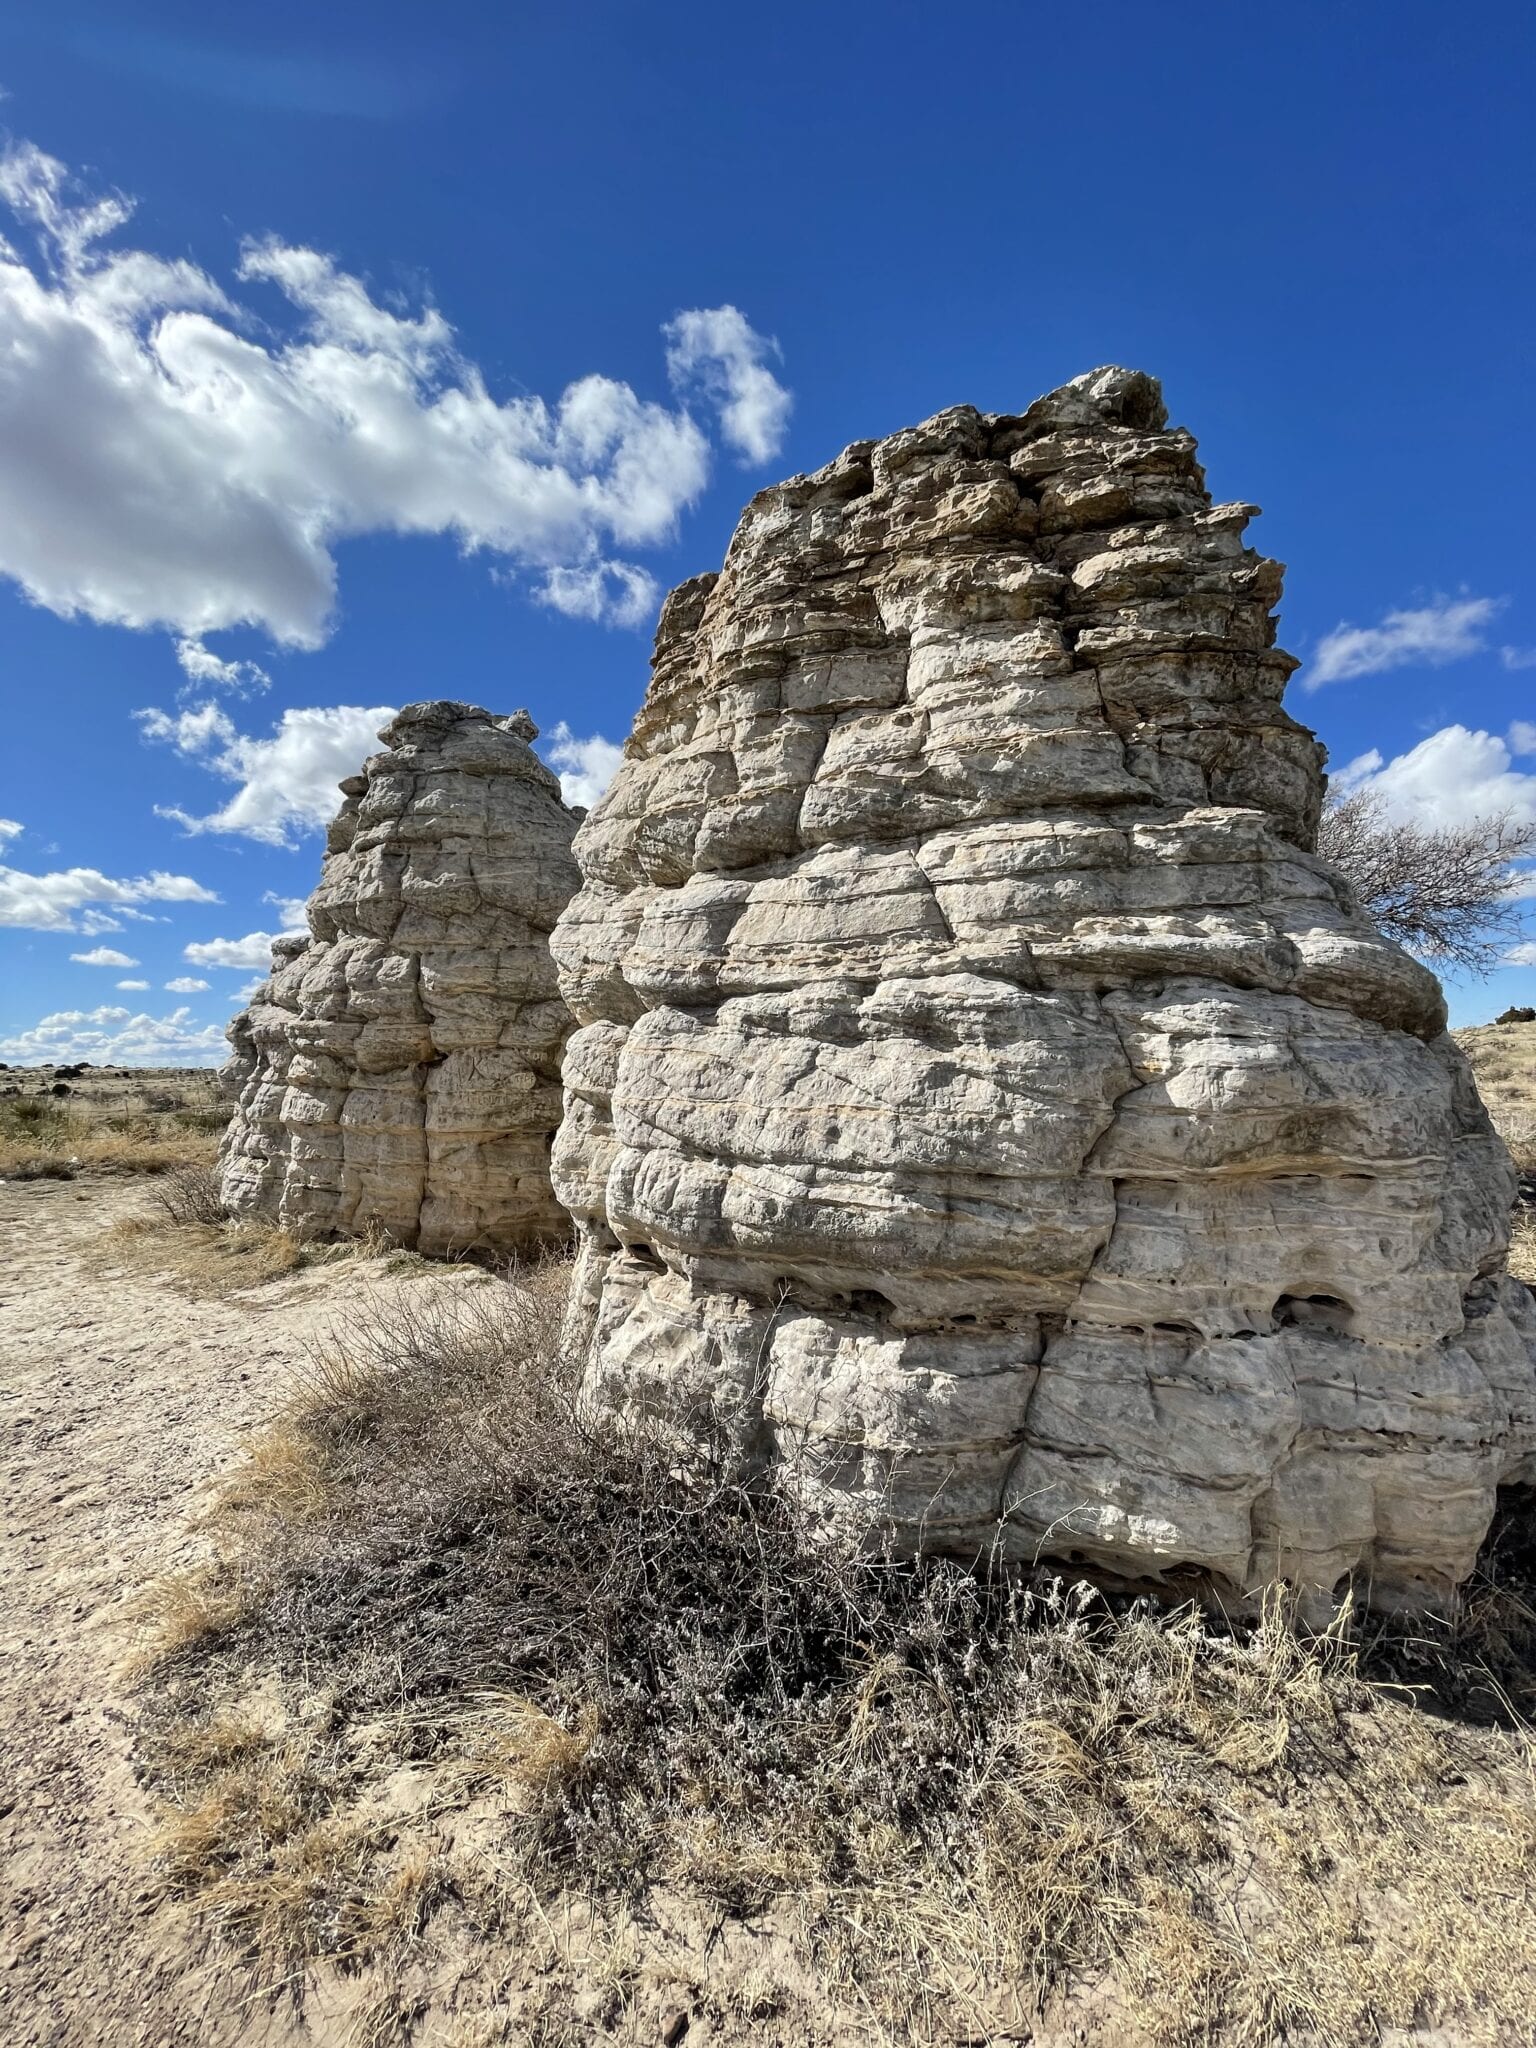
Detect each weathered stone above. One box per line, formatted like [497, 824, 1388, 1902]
[220, 701, 579, 1256]
[549, 366, 1536, 1614]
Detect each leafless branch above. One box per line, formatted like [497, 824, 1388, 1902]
[1318, 787, 1536, 977]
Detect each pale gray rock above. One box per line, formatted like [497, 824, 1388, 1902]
[219, 701, 579, 1256]
[549, 366, 1536, 1614]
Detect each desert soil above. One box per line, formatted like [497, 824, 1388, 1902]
[0, 1176, 377, 2048]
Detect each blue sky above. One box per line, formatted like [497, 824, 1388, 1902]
[0, 0, 1532, 1063]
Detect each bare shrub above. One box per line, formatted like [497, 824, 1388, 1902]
[131, 1271, 1536, 2042]
[150, 1162, 229, 1227]
[1318, 787, 1536, 975]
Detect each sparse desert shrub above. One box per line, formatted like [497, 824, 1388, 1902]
[150, 1162, 229, 1227]
[0, 1086, 219, 1178]
[133, 1270, 1536, 2043]
[7, 1094, 63, 1128]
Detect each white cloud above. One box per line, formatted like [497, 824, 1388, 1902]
[262, 891, 309, 930]
[0, 1003, 228, 1068]
[175, 636, 269, 694]
[1333, 724, 1536, 831]
[1509, 721, 1536, 757]
[1501, 647, 1536, 672]
[233, 975, 266, 1002]
[1305, 595, 1504, 689]
[184, 931, 283, 970]
[115, 978, 149, 990]
[0, 860, 217, 932]
[165, 976, 210, 992]
[0, 819, 21, 841]
[0, 137, 790, 657]
[535, 559, 659, 629]
[1504, 942, 1536, 966]
[139, 701, 394, 845]
[542, 722, 625, 809]
[665, 304, 792, 464]
[69, 946, 140, 967]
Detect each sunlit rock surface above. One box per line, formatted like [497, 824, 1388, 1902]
[220, 701, 579, 1256]
[549, 367, 1536, 1613]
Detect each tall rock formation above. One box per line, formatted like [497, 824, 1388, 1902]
[220, 701, 579, 1256]
[549, 367, 1536, 1613]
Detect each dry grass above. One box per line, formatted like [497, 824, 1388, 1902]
[1513, 1207, 1536, 1285]
[0, 1075, 225, 1180]
[99, 1179, 433, 1299]
[129, 1268, 1536, 2046]
[1455, 1020, 1536, 1123]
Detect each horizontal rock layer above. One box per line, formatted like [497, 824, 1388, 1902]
[550, 366, 1536, 1612]
[220, 701, 579, 1256]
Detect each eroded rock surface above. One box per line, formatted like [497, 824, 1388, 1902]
[550, 367, 1536, 1612]
[220, 701, 579, 1256]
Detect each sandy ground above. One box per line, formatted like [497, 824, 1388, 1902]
[0, 1177, 385, 2048]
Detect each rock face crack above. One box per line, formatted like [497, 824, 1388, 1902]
[219, 700, 580, 1257]
[550, 365, 1536, 1615]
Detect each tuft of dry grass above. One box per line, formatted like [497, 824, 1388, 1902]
[129, 1266, 1536, 2045]
[97, 1200, 430, 1300]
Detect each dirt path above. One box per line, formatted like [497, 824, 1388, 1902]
[0, 1179, 379, 2048]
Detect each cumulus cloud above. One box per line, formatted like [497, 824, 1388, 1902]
[138, 701, 395, 845]
[116, 977, 149, 989]
[70, 946, 139, 967]
[1305, 595, 1504, 689]
[0, 859, 217, 932]
[0, 1003, 227, 1068]
[262, 891, 309, 930]
[0, 137, 791, 659]
[1509, 721, 1536, 757]
[665, 305, 792, 464]
[535, 559, 659, 629]
[175, 636, 270, 694]
[1332, 725, 1536, 831]
[164, 976, 209, 992]
[0, 819, 21, 841]
[542, 722, 626, 809]
[184, 931, 283, 970]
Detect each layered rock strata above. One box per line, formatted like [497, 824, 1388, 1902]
[550, 367, 1536, 1612]
[220, 701, 579, 1256]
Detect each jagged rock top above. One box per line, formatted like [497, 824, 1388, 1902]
[549, 367, 1535, 1616]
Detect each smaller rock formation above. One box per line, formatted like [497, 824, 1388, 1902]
[220, 702, 580, 1256]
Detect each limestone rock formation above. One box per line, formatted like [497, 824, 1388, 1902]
[550, 367, 1536, 1613]
[220, 701, 579, 1256]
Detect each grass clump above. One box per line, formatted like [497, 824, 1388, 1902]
[100, 1204, 421, 1299]
[131, 1267, 1536, 2045]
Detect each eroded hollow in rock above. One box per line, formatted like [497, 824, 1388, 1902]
[219, 700, 580, 1258]
[548, 365, 1536, 1615]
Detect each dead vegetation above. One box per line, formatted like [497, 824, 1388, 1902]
[0, 1071, 226, 1181]
[100, 1193, 433, 1301]
[130, 1267, 1536, 2046]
